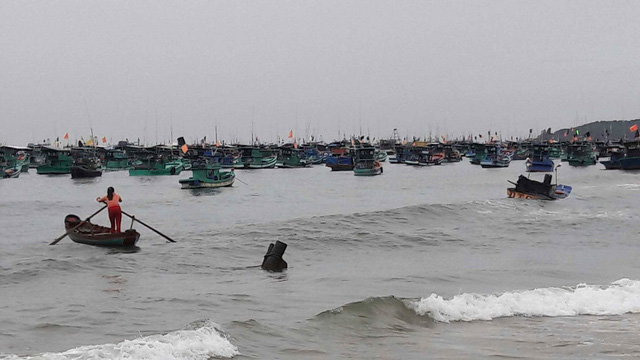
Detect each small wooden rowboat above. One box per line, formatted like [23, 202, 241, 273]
[64, 214, 140, 247]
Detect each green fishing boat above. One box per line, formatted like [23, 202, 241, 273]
[36, 147, 73, 175]
[105, 149, 131, 170]
[128, 156, 184, 176]
[548, 143, 562, 159]
[179, 162, 235, 189]
[277, 147, 309, 168]
[0, 146, 30, 177]
[567, 143, 597, 166]
[239, 146, 278, 169]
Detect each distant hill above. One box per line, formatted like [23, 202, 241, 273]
[537, 119, 640, 142]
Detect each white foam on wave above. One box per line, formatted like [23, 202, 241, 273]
[1, 320, 239, 360]
[410, 279, 640, 323]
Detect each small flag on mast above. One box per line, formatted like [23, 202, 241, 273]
[630, 124, 638, 132]
[64, 133, 69, 140]
[288, 130, 293, 138]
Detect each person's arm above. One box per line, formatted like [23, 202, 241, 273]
[97, 195, 106, 203]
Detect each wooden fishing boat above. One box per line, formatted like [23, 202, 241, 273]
[64, 214, 140, 247]
[507, 174, 572, 200]
[179, 162, 235, 189]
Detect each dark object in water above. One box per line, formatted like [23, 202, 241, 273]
[507, 174, 572, 200]
[261, 241, 288, 271]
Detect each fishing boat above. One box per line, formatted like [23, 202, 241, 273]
[442, 144, 462, 162]
[375, 149, 388, 162]
[179, 162, 235, 189]
[128, 155, 183, 176]
[507, 173, 572, 200]
[277, 146, 310, 168]
[325, 143, 354, 171]
[0, 146, 30, 178]
[405, 145, 442, 166]
[619, 141, 640, 170]
[566, 142, 597, 166]
[63, 214, 140, 247]
[600, 145, 624, 170]
[105, 148, 132, 170]
[480, 145, 511, 168]
[71, 163, 103, 178]
[353, 146, 383, 176]
[469, 143, 488, 165]
[525, 144, 554, 172]
[238, 146, 278, 169]
[2, 166, 20, 178]
[36, 147, 73, 175]
[389, 144, 409, 163]
[70, 149, 103, 178]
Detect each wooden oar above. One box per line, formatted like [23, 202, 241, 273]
[121, 211, 176, 243]
[50, 205, 107, 245]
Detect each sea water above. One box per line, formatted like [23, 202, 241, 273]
[1, 161, 640, 359]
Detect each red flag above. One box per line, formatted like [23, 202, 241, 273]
[293, 139, 298, 149]
[630, 124, 638, 132]
[288, 130, 293, 138]
[102, 137, 107, 143]
[181, 144, 188, 153]
[64, 132, 69, 140]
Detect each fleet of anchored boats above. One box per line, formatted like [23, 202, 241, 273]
[7, 134, 640, 247]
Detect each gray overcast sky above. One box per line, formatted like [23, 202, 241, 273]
[1, 0, 639, 145]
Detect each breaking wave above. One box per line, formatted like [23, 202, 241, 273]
[0, 320, 238, 360]
[411, 278, 640, 322]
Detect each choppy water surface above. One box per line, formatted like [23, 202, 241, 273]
[1, 161, 640, 359]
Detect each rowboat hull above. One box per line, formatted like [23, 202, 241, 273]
[64, 215, 140, 247]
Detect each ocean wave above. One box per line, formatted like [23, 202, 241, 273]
[0, 320, 238, 360]
[410, 278, 640, 322]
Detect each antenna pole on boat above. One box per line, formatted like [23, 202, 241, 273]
[555, 164, 561, 186]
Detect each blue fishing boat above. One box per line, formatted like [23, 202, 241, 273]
[619, 141, 640, 170]
[600, 145, 624, 170]
[325, 143, 354, 171]
[525, 144, 554, 172]
[480, 145, 511, 168]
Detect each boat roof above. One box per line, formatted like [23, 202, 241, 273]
[0, 145, 31, 151]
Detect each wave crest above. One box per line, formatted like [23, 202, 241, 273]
[410, 278, 640, 322]
[1, 320, 238, 360]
